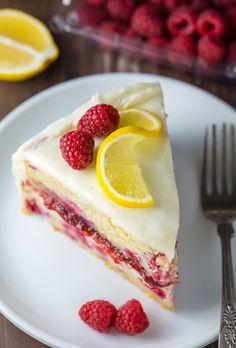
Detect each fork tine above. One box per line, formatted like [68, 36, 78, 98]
[231, 124, 236, 194]
[201, 127, 208, 198]
[212, 124, 217, 194]
[222, 123, 227, 194]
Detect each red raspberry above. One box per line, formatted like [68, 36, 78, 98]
[164, 0, 184, 12]
[226, 6, 236, 33]
[114, 299, 149, 335]
[131, 4, 165, 38]
[107, 0, 136, 22]
[197, 10, 226, 37]
[147, 37, 169, 47]
[87, 0, 107, 5]
[99, 20, 127, 34]
[149, 0, 162, 5]
[79, 300, 117, 333]
[167, 6, 197, 36]
[60, 130, 94, 170]
[168, 35, 196, 55]
[198, 35, 226, 65]
[191, 0, 214, 12]
[228, 41, 236, 61]
[219, 0, 236, 8]
[125, 27, 140, 38]
[143, 37, 168, 60]
[78, 104, 120, 137]
[79, 3, 107, 27]
[167, 35, 196, 67]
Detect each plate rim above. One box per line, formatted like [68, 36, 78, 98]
[1, 72, 233, 348]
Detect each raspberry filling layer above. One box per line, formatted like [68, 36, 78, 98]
[25, 184, 178, 296]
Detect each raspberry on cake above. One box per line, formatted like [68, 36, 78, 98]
[12, 83, 180, 311]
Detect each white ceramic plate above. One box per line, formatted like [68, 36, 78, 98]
[0, 73, 235, 348]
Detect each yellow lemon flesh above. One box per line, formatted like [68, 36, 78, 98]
[119, 108, 162, 137]
[0, 9, 59, 81]
[96, 126, 154, 208]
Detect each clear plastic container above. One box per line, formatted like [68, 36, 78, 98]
[50, 0, 236, 82]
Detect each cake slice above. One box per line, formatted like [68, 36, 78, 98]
[12, 82, 180, 310]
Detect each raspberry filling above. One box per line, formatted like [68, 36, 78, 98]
[25, 183, 179, 296]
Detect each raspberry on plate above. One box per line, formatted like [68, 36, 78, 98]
[107, 0, 136, 22]
[79, 300, 117, 333]
[198, 35, 226, 65]
[197, 9, 226, 37]
[79, 3, 107, 27]
[131, 4, 165, 38]
[60, 130, 95, 170]
[114, 299, 149, 335]
[167, 6, 197, 36]
[78, 104, 120, 137]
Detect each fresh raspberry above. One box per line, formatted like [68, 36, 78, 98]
[79, 3, 107, 27]
[78, 104, 120, 137]
[164, 0, 184, 12]
[125, 27, 140, 38]
[167, 6, 197, 36]
[99, 20, 127, 34]
[149, 0, 162, 5]
[114, 299, 149, 336]
[218, 0, 236, 8]
[143, 37, 168, 60]
[60, 130, 94, 170]
[197, 10, 226, 37]
[147, 37, 169, 47]
[87, 0, 107, 5]
[107, 0, 136, 22]
[131, 4, 165, 38]
[191, 0, 214, 12]
[167, 35, 196, 67]
[226, 6, 236, 33]
[228, 41, 236, 61]
[168, 35, 196, 55]
[79, 300, 117, 333]
[198, 35, 226, 65]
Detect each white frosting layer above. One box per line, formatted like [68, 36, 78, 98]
[12, 82, 179, 261]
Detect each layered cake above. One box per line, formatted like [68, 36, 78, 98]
[12, 82, 180, 310]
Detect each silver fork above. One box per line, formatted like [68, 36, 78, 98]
[201, 124, 236, 348]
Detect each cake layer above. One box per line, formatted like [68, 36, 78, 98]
[22, 163, 179, 288]
[21, 178, 176, 310]
[12, 82, 179, 262]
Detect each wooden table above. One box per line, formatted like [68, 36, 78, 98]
[0, 0, 235, 347]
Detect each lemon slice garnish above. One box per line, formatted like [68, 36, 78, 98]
[96, 126, 154, 208]
[0, 9, 59, 81]
[119, 108, 162, 137]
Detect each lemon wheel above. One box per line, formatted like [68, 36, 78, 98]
[96, 126, 154, 208]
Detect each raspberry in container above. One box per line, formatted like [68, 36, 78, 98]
[50, 0, 236, 81]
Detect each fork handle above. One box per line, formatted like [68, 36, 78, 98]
[217, 222, 236, 348]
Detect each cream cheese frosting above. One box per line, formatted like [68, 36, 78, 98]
[12, 82, 179, 261]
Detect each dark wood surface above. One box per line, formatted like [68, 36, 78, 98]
[0, 0, 235, 347]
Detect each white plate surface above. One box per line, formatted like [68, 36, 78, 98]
[0, 73, 235, 348]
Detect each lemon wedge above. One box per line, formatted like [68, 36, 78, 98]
[0, 9, 59, 81]
[96, 126, 154, 208]
[119, 108, 162, 137]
